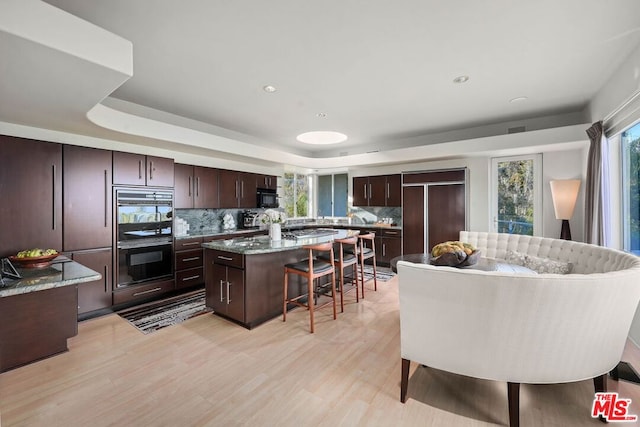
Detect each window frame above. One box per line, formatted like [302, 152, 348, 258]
[490, 154, 543, 236]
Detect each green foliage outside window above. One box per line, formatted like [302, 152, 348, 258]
[623, 125, 640, 253]
[497, 159, 535, 235]
[282, 172, 309, 218]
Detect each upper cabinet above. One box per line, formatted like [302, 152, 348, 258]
[352, 174, 401, 207]
[113, 152, 174, 187]
[174, 164, 219, 209]
[256, 174, 277, 190]
[219, 170, 257, 208]
[0, 135, 62, 257]
[63, 145, 112, 251]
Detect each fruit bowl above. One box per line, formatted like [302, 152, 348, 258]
[9, 253, 59, 268]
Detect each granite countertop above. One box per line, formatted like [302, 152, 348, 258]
[177, 222, 401, 240]
[202, 228, 360, 255]
[0, 257, 102, 298]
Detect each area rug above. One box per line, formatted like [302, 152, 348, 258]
[118, 289, 210, 334]
[362, 266, 396, 282]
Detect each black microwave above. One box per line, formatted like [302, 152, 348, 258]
[257, 188, 278, 208]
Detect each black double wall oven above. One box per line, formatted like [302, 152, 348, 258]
[115, 189, 173, 288]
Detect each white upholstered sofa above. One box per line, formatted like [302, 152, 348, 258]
[398, 231, 640, 426]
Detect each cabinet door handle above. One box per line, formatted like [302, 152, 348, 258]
[182, 256, 200, 262]
[219, 280, 225, 303]
[369, 183, 372, 200]
[196, 176, 200, 197]
[235, 180, 239, 198]
[387, 182, 390, 200]
[133, 287, 161, 297]
[181, 242, 200, 247]
[182, 275, 200, 282]
[226, 280, 232, 304]
[52, 164, 56, 230]
[188, 175, 192, 197]
[149, 160, 154, 180]
[104, 170, 109, 227]
[241, 181, 244, 198]
[382, 243, 386, 257]
[104, 265, 109, 293]
[138, 160, 142, 180]
[218, 255, 233, 261]
[363, 184, 367, 199]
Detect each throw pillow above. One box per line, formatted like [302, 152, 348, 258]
[505, 250, 528, 267]
[494, 263, 538, 274]
[523, 254, 573, 274]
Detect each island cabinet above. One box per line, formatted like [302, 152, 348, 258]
[174, 164, 219, 209]
[352, 174, 401, 207]
[0, 135, 62, 258]
[205, 249, 245, 323]
[204, 247, 306, 328]
[113, 151, 174, 187]
[219, 170, 257, 208]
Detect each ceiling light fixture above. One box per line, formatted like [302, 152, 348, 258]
[316, 112, 327, 118]
[453, 75, 469, 84]
[263, 85, 276, 93]
[296, 131, 348, 145]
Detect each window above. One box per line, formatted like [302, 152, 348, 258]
[622, 122, 640, 255]
[491, 154, 542, 235]
[281, 172, 310, 218]
[317, 173, 348, 217]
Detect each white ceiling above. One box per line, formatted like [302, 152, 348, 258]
[3, 0, 640, 169]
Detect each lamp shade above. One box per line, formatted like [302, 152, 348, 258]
[549, 180, 581, 220]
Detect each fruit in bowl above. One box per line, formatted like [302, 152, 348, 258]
[430, 241, 479, 267]
[10, 248, 59, 268]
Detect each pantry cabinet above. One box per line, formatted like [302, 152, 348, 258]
[0, 135, 62, 258]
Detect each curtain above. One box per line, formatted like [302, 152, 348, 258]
[584, 121, 611, 246]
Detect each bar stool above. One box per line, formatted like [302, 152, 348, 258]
[319, 235, 361, 312]
[283, 242, 337, 333]
[354, 232, 378, 298]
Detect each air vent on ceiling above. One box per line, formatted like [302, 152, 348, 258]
[507, 126, 526, 134]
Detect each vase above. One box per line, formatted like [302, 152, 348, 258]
[270, 223, 281, 241]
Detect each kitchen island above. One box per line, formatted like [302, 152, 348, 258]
[202, 228, 358, 328]
[0, 258, 101, 372]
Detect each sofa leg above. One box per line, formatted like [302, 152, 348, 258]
[593, 374, 608, 423]
[401, 358, 410, 403]
[507, 382, 520, 427]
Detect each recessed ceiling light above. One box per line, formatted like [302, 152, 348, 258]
[316, 112, 327, 118]
[296, 131, 348, 145]
[263, 85, 276, 93]
[453, 75, 469, 84]
[510, 96, 528, 103]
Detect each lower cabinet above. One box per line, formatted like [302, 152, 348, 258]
[175, 237, 205, 290]
[376, 229, 402, 266]
[112, 278, 175, 305]
[72, 248, 113, 314]
[205, 250, 245, 323]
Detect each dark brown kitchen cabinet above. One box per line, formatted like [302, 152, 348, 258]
[63, 145, 112, 251]
[72, 248, 113, 314]
[257, 174, 277, 190]
[352, 174, 401, 207]
[376, 229, 402, 266]
[0, 135, 62, 258]
[174, 236, 204, 290]
[205, 250, 245, 322]
[219, 170, 257, 208]
[113, 151, 174, 187]
[175, 164, 219, 209]
[402, 169, 466, 255]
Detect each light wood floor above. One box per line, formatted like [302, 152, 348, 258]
[2, 275, 640, 426]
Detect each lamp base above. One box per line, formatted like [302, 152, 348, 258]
[560, 219, 572, 240]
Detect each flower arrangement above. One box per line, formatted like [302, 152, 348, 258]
[258, 209, 287, 225]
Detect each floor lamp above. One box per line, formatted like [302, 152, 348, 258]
[549, 180, 580, 240]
